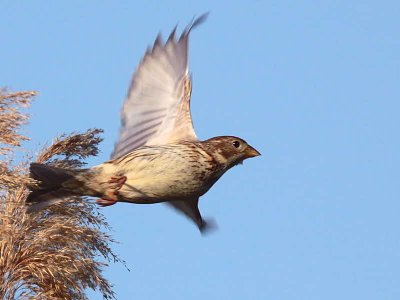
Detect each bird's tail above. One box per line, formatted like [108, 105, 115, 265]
[26, 163, 82, 212]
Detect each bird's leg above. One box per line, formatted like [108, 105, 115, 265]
[108, 175, 127, 188]
[96, 175, 127, 207]
[96, 190, 118, 207]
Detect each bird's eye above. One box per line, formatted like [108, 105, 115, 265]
[232, 141, 241, 148]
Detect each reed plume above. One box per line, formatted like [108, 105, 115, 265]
[0, 90, 122, 299]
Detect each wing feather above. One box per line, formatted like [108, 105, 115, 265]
[111, 13, 208, 159]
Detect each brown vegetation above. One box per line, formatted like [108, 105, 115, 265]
[0, 90, 123, 299]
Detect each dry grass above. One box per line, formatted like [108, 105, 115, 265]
[0, 90, 123, 299]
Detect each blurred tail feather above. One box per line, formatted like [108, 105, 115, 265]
[26, 163, 79, 212]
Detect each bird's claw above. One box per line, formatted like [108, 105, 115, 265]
[96, 175, 127, 207]
[96, 198, 117, 207]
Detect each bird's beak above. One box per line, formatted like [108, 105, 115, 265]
[244, 145, 261, 158]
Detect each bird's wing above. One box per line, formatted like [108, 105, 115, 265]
[168, 198, 205, 231]
[111, 14, 208, 159]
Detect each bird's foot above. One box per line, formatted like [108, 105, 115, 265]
[96, 175, 127, 207]
[96, 189, 119, 207]
[108, 175, 127, 189]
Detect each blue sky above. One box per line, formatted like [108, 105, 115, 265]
[2, 1, 400, 299]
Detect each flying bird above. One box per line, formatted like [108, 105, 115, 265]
[27, 14, 260, 233]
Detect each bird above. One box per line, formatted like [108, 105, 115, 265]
[27, 14, 260, 233]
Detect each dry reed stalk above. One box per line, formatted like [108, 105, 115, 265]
[0, 90, 123, 299]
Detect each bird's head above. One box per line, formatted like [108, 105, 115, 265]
[203, 136, 261, 168]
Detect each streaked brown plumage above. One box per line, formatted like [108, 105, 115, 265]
[27, 14, 260, 233]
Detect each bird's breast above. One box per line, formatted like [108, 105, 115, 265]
[103, 144, 225, 202]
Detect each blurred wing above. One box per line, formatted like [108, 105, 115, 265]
[168, 198, 216, 234]
[111, 14, 208, 159]
[168, 198, 203, 231]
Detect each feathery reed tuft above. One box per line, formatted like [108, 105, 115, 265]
[0, 90, 123, 299]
